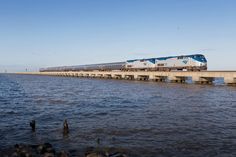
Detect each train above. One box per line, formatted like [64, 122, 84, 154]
[39, 54, 207, 72]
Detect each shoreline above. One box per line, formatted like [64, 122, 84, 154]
[0, 143, 129, 157]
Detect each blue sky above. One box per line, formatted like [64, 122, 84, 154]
[0, 0, 236, 72]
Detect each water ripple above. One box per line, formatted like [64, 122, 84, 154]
[0, 74, 236, 156]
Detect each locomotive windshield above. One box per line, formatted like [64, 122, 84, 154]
[192, 55, 207, 63]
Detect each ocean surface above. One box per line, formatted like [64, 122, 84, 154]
[0, 74, 236, 157]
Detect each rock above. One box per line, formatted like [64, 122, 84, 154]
[11, 144, 32, 157]
[14, 144, 19, 148]
[44, 143, 52, 148]
[37, 145, 44, 154]
[19, 151, 27, 157]
[46, 147, 55, 154]
[108, 152, 128, 157]
[21, 148, 28, 154]
[44, 152, 54, 157]
[25, 152, 33, 157]
[86, 152, 106, 157]
[12, 152, 18, 157]
[57, 151, 69, 157]
[14, 144, 20, 153]
[85, 146, 128, 157]
[37, 143, 54, 154]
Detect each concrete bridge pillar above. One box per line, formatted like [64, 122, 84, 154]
[133, 75, 138, 80]
[96, 74, 103, 78]
[90, 74, 96, 78]
[153, 76, 167, 82]
[112, 74, 122, 79]
[168, 76, 186, 83]
[74, 73, 78, 77]
[104, 74, 112, 79]
[224, 77, 236, 85]
[149, 75, 156, 81]
[84, 74, 89, 78]
[125, 75, 135, 80]
[192, 76, 214, 84]
[137, 75, 149, 81]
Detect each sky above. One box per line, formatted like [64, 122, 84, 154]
[0, 0, 236, 72]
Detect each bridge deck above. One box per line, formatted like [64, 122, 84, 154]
[16, 71, 236, 85]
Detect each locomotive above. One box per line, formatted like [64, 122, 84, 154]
[40, 54, 207, 72]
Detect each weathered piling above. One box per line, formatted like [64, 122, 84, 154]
[30, 120, 36, 132]
[63, 119, 69, 135]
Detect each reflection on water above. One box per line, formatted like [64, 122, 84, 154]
[0, 74, 236, 156]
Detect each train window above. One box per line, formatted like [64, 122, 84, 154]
[178, 56, 183, 59]
[157, 64, 164, 66]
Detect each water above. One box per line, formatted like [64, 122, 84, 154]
[0, 74, 236, 157]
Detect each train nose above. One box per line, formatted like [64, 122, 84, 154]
[201, 62, 207, 66]
[200, 63, 207, 70]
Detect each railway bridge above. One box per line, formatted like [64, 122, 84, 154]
[17, 71, 236, 85]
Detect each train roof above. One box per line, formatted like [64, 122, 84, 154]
[41, 62, 126, 70]
[126, 54, 205, 62]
